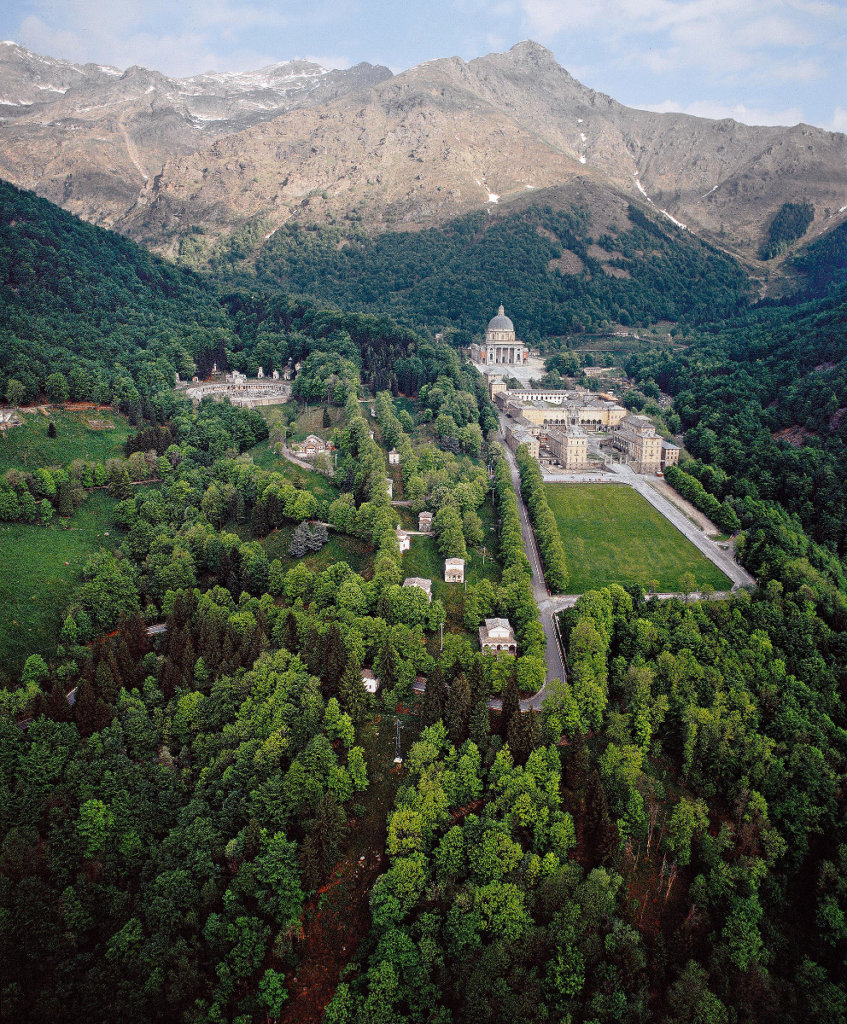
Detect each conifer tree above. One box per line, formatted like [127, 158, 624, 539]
[446, 673, 472, 747]
[301, 793, 347, 889]
[468, 696, 491, 751]
[468, 656, 489, 705]
[565, 729, 588, 790]
[421, 664, 446, 726]
[501, 664, 521, 736]
[323, 623, 348, 696]
[338, 657, 368, 724]
[44, 682, 73, 722]
[376, 635, 400, 692]
[507, 708, 541, 765]
[584, 770, 618, 865]
[281, 610, 300, 653]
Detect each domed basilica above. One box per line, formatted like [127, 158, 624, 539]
[470, 305, 529, 366]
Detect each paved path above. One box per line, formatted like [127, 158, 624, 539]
[538, 461, 754, 590]
[497, 419, 568, 710]
[605, 464, 754, 589]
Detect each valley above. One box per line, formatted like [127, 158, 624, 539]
[0, 31, 846, 1024]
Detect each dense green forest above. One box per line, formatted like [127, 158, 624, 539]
[624, 287, 847, 557]
[792, 219, 847, 298]
[331, 583, 847, 1024]
[759, 202, 815, 260]
[183, 202, 753, 344]
[1, 180, 847, 1023]
[0, 180, 485, 407]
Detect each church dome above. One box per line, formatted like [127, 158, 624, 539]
[487, 304, 514, 332]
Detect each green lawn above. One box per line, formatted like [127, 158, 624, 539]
[0, 491, 122, 679]
[544, 484, 730, 593]
[0, 407, 131, 473]
[262, 526, 374, 577]
[401, 526, 500, 633]
[248, 440, 339, 502]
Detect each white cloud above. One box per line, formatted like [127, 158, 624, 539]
[829, 107, 847, 133]
[518, 0, 842, 85]
[12, 0, 354, 75]
[637, 97, 805, 126]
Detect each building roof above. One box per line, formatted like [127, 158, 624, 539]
[484, 617, 512, 630]
[661, 439, 680, 450]
[487, 304, 514, 332]
[445, 557, 465, 567]
[403, 577, 432, 591]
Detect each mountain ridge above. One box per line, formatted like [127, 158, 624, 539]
[0, 39, 845, 268]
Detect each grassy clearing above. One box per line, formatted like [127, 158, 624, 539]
[544, 483, 730, 593]
[401, 521, 500, 634]
[248, 440, 339, 502]
[262, 526, 374, 577]
[0, 491, 122, 679]
[0, 407, 131, 473]
[258, 402, 345, 444]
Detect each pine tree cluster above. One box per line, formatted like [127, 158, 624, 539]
[288, 520, 329, 557]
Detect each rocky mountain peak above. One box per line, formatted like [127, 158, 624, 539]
[0, 40, 843, 267]
[504, 39, 559, 65]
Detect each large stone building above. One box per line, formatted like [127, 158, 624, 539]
[547, 425, 588, 470]
[505, 424, 539, 459]
[610, 414, 663, 473]
[470, 306, 529, 366]
[494, 385, 627, 430]
[661, 440, 680, 469]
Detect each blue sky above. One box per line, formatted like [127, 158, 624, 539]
[2, 0, 845, 131]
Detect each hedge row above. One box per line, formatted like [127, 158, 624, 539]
[515, 445, 570, 593]
[664, 464, 740, 535]
[489, 446, 547, 689]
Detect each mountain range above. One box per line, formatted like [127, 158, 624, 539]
[1, 38, 845, 272]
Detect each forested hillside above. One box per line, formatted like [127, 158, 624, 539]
[190, 201, 753, 344]
[0, 180, 232, 406]
[1, 180, 846, 1024]
[624, 287, 847, 557]
[0, 181, 486, 408]
[331, 582, 847, 1024]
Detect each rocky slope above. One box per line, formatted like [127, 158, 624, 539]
[1, 39, 845, 265]
[0, 40, 391, 226]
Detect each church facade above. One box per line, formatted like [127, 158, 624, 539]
[470, 306, 529, 366]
